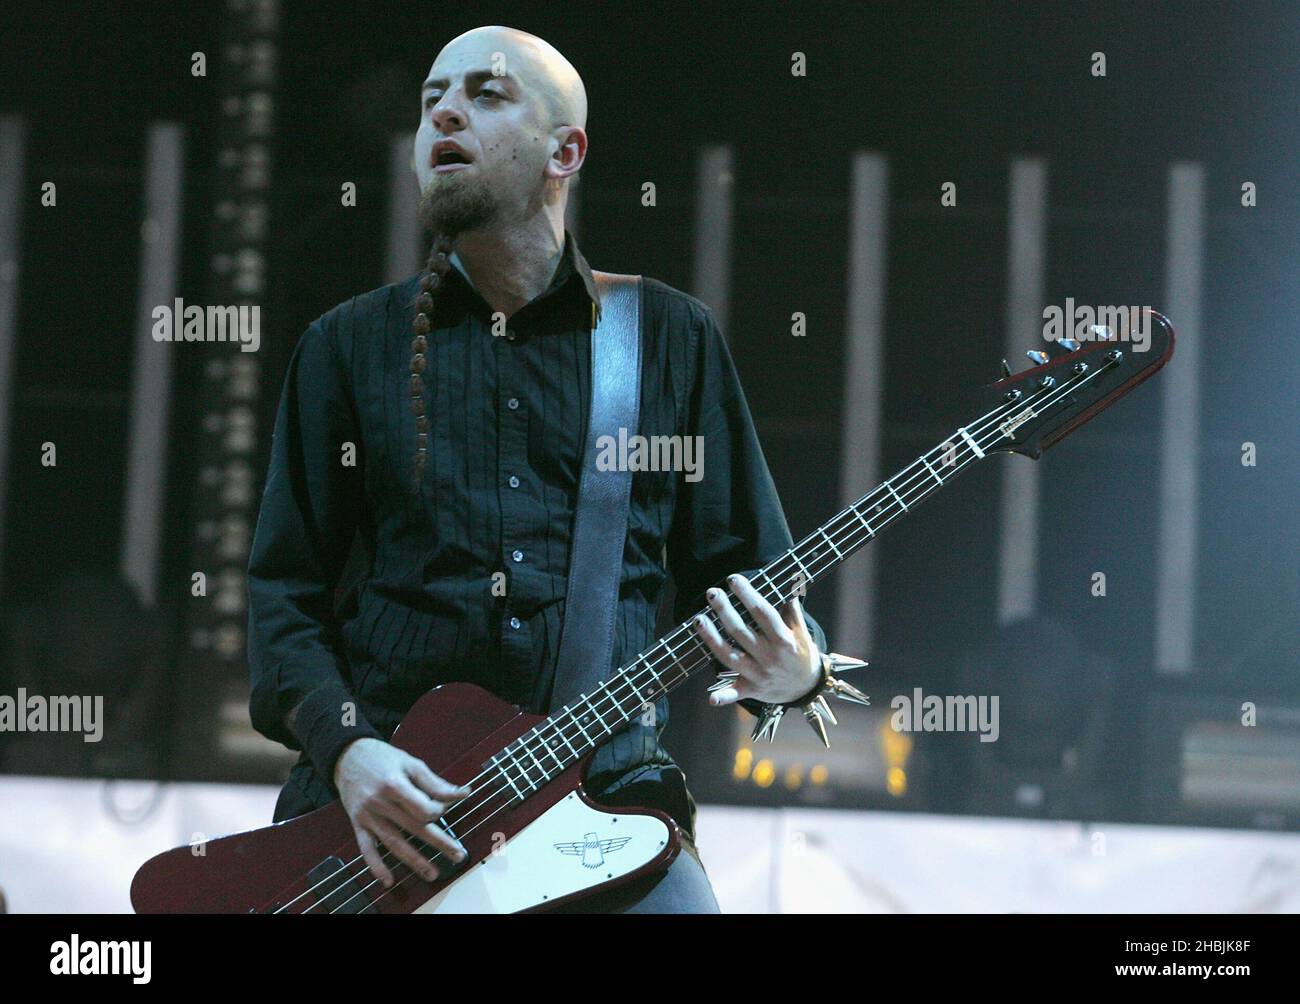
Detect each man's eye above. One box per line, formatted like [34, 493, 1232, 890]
[479, 90, 502, 101]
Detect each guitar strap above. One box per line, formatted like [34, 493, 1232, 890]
[547, 271, 643, 712]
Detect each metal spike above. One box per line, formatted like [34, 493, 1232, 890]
[803, 705, 831, 748]
[827, 676, 871, 706]
[815, 694, 838, 726]
[750, 704, 784, 743]
[1056, 337, 1080, 351]
[1000, 358, 1012, 379]
[1026, 349, 1050, 365]
[825, 652, 870, 673]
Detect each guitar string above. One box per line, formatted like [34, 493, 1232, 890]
[300, 369, 1096, 914]
[294, 370, 1093, 913]
[285, 359, 1115, 912]
[317, 364, 1118, 915]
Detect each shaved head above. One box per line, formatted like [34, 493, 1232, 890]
[442, 25, 587, 131]
[413, 25, 589, 237]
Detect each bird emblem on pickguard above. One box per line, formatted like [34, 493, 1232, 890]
[554, 831, 631, 869]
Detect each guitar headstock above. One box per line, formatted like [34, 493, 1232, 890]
[985, 308, 1175, 459]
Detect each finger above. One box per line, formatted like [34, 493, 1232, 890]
[728, 574, 795, 646]
[782, 596, 809, 636]
[708, 677, 756, 706]
[385, 800, 468, 864]
[378, 777, 442, 826]
[693, 611, 755, 671]
[705, 587, 762, 657]
[405, 757, 474, 802]
[354, 825, 394, 889]
[367, 814, 441, 882]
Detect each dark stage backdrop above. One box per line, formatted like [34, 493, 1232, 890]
[1, 1, 1296, 829]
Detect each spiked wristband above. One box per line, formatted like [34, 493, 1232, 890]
[747, 651, 871, 748]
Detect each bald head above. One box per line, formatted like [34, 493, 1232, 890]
[414, 26, 588, 237]
[438, 26, 587, 131]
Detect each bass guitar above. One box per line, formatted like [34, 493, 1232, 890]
[132, 311, 1174, 912]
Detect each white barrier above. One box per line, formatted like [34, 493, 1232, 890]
[2, 776, 1297, 913]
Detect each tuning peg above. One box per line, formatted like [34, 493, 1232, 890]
[1026, 350, 1050, 365]
[1056, 338, 1080, 351]
[1000, 358, 1012, 379]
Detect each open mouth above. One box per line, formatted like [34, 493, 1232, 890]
[432, 143, 473, 172]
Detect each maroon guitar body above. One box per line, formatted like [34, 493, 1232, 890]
[131, 683, 680, 913]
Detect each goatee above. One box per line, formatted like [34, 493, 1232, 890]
[417, 174, 498, 238]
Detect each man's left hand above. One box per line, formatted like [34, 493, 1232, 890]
[691, 574, 821, 707]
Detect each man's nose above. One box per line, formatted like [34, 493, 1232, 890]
[431, 99, 467, 134]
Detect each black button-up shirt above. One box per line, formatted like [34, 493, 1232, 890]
[247, 231, 825, 831]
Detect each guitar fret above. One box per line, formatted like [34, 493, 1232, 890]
[556, 725, 580, 760]
[852, 505, 875, 537]
[540, 734, 566, 770]
[509, 746, 542, 792]
[958, 426, 985, 459]
[922, 457, 944, 485]
[818, 527, 843, 559]
[570, 702, 596, 747]
[886, 481, 909, 511]
[523, 743, 548, 781]
[624, 667, 646, 706]
[587, 694, 610, 732]
[490, 753, 526, 800]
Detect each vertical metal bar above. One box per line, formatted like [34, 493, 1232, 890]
[835, 152, 889, 656]
[692, 144, 734, 337]
[384, 131, 422, 283]
[121, 123, 185, 608]
[997, 158, 1048, 625]
[0, 115, 25, 594]
[1155, 162, 1204, 674]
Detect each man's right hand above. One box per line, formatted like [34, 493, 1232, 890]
[333, 737, 472, 888]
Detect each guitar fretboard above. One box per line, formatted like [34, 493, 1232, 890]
[478, 400, 1030, 801]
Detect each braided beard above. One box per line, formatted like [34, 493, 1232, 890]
[416, 173, 498, 237]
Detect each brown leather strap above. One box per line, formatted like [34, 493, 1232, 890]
[548, 271, 643, 711]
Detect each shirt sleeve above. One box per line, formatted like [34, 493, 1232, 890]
[246, 314, 382, 780]
[665, 302, 829, 713]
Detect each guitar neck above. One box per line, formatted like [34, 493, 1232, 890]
[485, 402, 1016, 794]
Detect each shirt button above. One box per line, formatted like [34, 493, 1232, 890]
[508, 475, 520, 488]
[511, 549, 524, 563]
[506, 331, 517, 341]
[509, 616, 522, 630]
[507, 397, 520, 410]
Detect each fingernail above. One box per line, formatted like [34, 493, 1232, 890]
[707, 588, 717, 599]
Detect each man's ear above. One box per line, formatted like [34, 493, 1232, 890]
[544, 125, 587, 181]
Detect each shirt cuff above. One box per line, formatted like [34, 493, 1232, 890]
[291, 684, 383, 788]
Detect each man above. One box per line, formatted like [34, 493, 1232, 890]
[248, 25, 831, 914]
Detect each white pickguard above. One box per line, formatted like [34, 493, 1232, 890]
[413, 790, 671, 914]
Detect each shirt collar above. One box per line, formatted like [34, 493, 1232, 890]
[445, 230, 601, 327]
